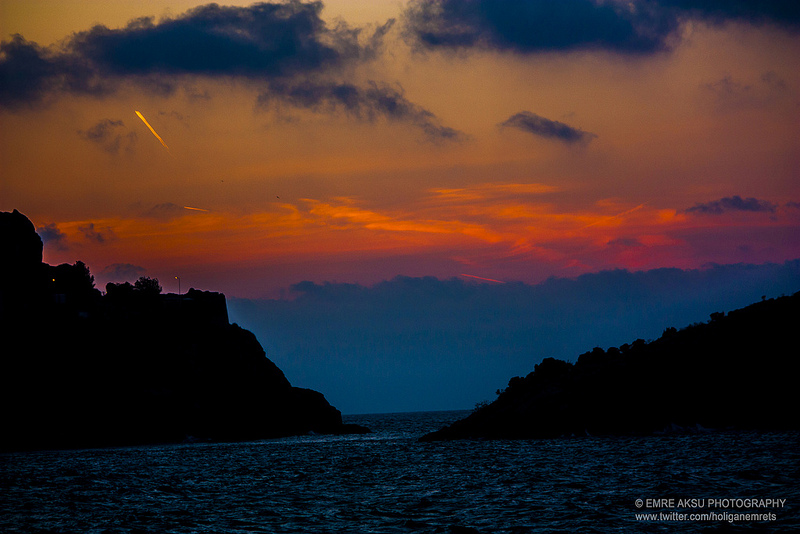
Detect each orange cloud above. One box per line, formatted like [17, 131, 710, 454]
[37, 181, 797, 296]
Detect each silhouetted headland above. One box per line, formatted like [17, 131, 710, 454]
[1, 209, 368, 451]
[421, 290, 799, 441]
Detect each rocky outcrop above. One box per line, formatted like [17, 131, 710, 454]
[0, 209, 43, 269]
[421, 291, 799, 441]
[0, 209, 45, 314]
[1, 210, 368, 451]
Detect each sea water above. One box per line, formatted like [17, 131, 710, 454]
[2, 411, 798, 533]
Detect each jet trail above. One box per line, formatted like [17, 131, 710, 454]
[135, 110, 170, 152]
[582, 202, 648, 229]
[461, 273, 504, 283]
[183, 206, 209, 212]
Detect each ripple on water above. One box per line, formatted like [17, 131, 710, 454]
[1, 412, 798, 533]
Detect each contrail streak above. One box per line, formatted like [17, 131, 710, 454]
[461, 273, 504, 283]
[135, 110, 170, 152]
[582, 202, 648, 229]
[183, 206, 209, 212]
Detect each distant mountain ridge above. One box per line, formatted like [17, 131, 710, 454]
[0, 209, 367, 451]
[421, 290, 800, 441]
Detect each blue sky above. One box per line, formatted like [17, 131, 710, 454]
[229, 260, 800, 413]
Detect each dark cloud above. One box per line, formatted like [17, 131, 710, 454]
[68, 2, 349, 79]
[686, 195, 777, 215]
[0, 3, 461, 141]
[78, 223, 116, 244]
[229, 260, 800, 413]
[0, 1, 368, 107]
[0, 36, 56, 107]
[701, 71, 791, 111]
[37, 223, 68, 251]
[0, 35, 107, 108]
[656, 0, 800, 29]
[159, 110, 189, 123]
[99, 262, 146, 282]
[703, 75, 753, 100]
[402, 0, 800, 56]
[403, 0, 681, 55]
[499, 111, 596, 144]
[260, 80, 468, 141]
[79, 118, 137, 154]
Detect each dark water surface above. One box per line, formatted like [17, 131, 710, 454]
[2, 411, 798, 533]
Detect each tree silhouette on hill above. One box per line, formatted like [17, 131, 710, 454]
[134, 276, 162, 295]
[423, 291, 800, 440]
[1, 209, 368, 451]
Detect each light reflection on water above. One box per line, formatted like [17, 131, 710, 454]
[2, 411, 798, 533]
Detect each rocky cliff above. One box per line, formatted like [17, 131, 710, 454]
[1, 210, 367, 451]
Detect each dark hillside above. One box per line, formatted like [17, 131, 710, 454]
[1, 210, 367, 451]
[421, 291, 799, 440]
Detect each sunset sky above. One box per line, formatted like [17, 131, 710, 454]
[2, 0, 798, 299]
[3, 1, 800, 413]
